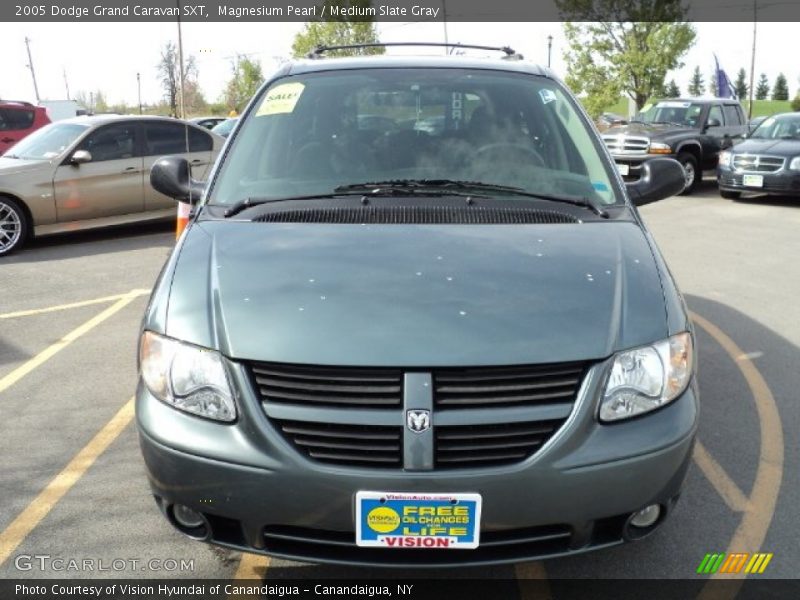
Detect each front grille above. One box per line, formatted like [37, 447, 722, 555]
[433, 362, 585, 408]
[275, 420, 402, 467]
[250, 362, 402, 408]
[435, 420, 565, 468]
[252, 206, 580, 225]
[732, 154, 785, 173]
[602, 135, 650, 155]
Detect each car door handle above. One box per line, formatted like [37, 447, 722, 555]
[122, 166, 141, 174]
[189, 159, 204, 165]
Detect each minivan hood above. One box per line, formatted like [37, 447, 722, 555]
[165, 220, 668, 366]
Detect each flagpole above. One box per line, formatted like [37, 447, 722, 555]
[748, 0, 757, 119]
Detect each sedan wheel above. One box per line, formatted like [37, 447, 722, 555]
[0, 197, 28, 256]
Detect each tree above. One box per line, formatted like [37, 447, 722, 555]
[222, 55, 265, 113]
[755, 73, 770, 100]
[157, 41, 199, 117]
[791, 94, 800, 112]
[558, 2, 695, 118]
[688, 66, 704, 96]
[771, 73, 789, 101]
[734, 68, 748, 99]
[665, 79, 680, 97]
[292, 0, 383, 58]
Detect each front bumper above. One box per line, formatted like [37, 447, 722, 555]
[135, 361, 699, 567]
[718, 168, 800, 196]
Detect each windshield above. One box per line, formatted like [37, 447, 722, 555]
[749, 114, 800, 140]
[636, 101, 703, 127]
[209, 68, 620, 206]
[5, 122, 89, 160]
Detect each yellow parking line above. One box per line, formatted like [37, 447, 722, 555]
[227, 553, 271, 599]
[0, 289, 150, 320]
[693, 441, 751, 512]
[515, 561, 552, 600]
[0, 397, 135, 566]
[0, 289, 143, 396]
[691, 312, 784, 596]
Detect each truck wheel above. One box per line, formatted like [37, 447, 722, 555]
[677, 153, 700, 195]
[0, 196, 29, 256]
[720, 190, 741, 200]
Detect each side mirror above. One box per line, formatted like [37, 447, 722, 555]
[705, 117, 722, 129]
[70, 149, 92, 165]
[150, 156, 205, 204]
[625, 158, 686, 207]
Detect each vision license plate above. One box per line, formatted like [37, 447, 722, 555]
[743, 174, 763, 188]
[356, 491, 482, 549]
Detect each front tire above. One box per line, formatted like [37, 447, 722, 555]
[677, 152, 700, 195]
[0, 196, 29, 256]
[720, 190, 741, 200]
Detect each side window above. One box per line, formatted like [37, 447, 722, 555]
[78, 123, 138, 161]
[708, 105, 724, 126]
[723, 105, 742, 126]
[144, 122, 187, 156]
[188, 127, 212, 152]
[0, 108, 35, 131]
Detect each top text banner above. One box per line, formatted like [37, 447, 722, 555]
[4, 0, 800, 22]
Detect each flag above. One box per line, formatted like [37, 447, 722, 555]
[714, 54, 737, 99]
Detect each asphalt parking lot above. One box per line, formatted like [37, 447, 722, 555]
[1, 179, 799, 593]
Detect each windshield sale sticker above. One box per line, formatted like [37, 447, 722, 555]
[355, 491, 482, 549]
[256, 82, 305, 116]
[539, 89, 557, 105]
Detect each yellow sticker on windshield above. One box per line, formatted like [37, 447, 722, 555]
[256, 82, 305, 116]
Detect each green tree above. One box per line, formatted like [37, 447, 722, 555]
[791, 94, 800, 112]
[771, 73, 789, 101]
[755, 73, 770, 100]
[223, 55, 265, 112]
[157, 41, 199, 117]
[734, 68, 748, 99]
[558, 1, 695, 118]
[688, 66, 704, 96]
[665, 79, 680, 97]
[291, 0, 383, 58]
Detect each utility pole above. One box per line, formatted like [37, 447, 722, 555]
[441, 0, 449, 53]
[748, 0, 757, 119]
[63, 67, 70, 99]
[137, 72, 142, 114]
[547, 35, 553, 68]
[176, 0, 186, 119]
[24, 37, 40, 102]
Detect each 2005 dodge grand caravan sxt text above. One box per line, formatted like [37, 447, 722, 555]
[136, 46, 697, 566]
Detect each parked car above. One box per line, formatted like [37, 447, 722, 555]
[137, 46, 695, 567]
[190, 116, 227, 130]
[718, 112, 800, 199]
[0, 115, 223, 255]
[595, 112, 627, 132]
[210, 117, 238, 138]
[746, 115, 768, 135]
[0, 100, 51, 155]
[602, 98, 747, 194]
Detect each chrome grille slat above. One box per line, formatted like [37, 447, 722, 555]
[732, 154, 785, 173]
[602, 135, 649, 155]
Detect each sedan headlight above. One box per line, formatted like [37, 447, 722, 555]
[718, 151, 732, 168]
[789, 156, 800, 170]
[600, 332, 693, 422]
[139, 331, 236, 422]
[648, 142, 672, 154]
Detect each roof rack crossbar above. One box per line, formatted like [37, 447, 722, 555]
[307, 42, 517, 59]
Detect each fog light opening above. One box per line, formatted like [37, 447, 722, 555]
[168, 504, 210, 540]
[624, 504, 663, 540]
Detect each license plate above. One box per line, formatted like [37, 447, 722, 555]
[355, 491, 482, 549]
[743, 174, 763, 188]
[617, 163, 630, 176]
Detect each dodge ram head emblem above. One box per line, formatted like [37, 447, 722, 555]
[406, 410, 431, 433]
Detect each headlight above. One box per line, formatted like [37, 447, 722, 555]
[718, 151, 732, 168]
[789, 156, 800, 170]
[600, 332, 693, 422]
[139, 331, 236, 422]
[648, 142, 672, 154]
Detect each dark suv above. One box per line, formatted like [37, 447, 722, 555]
[603, 99, 747, 194]
[137, 45, 695, 566]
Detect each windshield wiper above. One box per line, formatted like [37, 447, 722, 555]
[337, 179, 609, 218]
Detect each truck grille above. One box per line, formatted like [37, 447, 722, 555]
[433, 363, 585, 408]
[732, 154, 785, 173]
[602, 135, 649, 155]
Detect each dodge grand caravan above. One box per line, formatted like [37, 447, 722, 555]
[136, 45, 696, 566]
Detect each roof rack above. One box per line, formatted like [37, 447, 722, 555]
[306, 42, 521, 59]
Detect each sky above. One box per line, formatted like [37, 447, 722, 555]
[2, 21, 798, 110]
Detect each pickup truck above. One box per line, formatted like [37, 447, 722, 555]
[602, 99, 747, 194]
